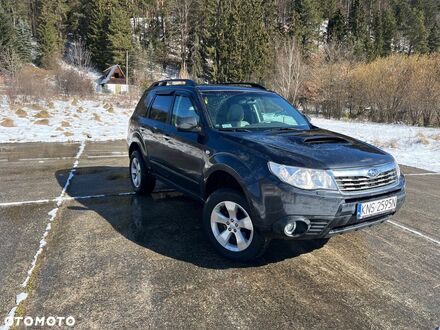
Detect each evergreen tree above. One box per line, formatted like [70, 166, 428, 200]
[209, 0, 271, 82]
[87, 0, 111, 70]
[37, 0, 67, 67]
[107, 3, 133, 70]
[373, 10, 384, 58]
[348, 0, 369, 58]
[407, 8, 429, 54]
[0, 9, 16, 50]
[291, 0, 321, 56]
[428, 22, 440, 53]
[327, 9, 346, 44]
[381, 10, 397, 56]
[187, 0, 211, 82]
[15, 20, 33, 63]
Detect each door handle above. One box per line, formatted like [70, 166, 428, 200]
[164, 134, 171, 141]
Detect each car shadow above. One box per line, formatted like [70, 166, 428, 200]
[56, 166, 329, 269]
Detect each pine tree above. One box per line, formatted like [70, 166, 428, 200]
[15, 20, 33, 63]
[327, 9, 346, 44]
[428, 22, 440, 53]
[37, 0, 67, 67]
[209, 0, 272, 83]
[408, 8, 429, 54]
[291, 0, 321, 56]
[348, 0, 369, 58]
[187, 0, 211, 82]
[87, 0, 111, 70]
[0, 9, 16, 50]
[381, 10, 397, 56]
[107, 3, 133, 70]
[373, 10, 384, 58]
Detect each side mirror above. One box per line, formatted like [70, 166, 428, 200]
[176, 116, 201, 133]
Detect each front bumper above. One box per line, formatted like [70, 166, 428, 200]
[247, 174, 406, 239]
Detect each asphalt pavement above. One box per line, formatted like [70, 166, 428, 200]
[0, 140, 439, 329]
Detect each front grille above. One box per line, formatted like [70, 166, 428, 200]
[335, 168, 397, 192]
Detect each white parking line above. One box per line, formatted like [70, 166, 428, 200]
[0, 199, 53, 207]
[388, 220, 440, 246]
[404, 172, 440, 176]
[0, 140, 86, 330]
[86, 154, 127, 159]
[10, 154, 128, 162]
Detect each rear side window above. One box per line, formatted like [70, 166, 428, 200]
[134, 91, 153, 116]
[149, 95, 173, 123]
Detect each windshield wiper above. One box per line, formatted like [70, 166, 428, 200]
[265, 127, 302, 133]
[218, 128, 252, 132]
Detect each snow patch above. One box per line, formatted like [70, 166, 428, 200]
[312, 117, 440, 173]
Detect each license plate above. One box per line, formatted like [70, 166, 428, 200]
[356, 196, 397, 219]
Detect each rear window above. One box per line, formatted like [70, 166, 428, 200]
[149, 95, 173, 123]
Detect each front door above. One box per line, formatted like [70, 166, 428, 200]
[163, 92, 205, 193]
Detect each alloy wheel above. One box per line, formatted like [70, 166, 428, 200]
[210, 201, 254, 252]
[131, 157, 141, 188]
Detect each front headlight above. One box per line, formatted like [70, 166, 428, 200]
[268, 162, 337, 190]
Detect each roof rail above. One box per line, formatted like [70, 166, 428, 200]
[150, 79, 197, 87]
[219, 82, 266, 90]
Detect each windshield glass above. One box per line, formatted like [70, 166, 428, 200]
[200, 91, 310, 131]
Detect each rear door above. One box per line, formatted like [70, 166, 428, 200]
[140, 90, 175, 178]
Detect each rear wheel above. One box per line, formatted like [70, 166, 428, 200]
[129, 150, 156, 194]
[203, 189, 269, 261]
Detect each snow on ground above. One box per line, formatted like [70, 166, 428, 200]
[312, 117, 440, 172]
[0, 94, 439, 172]
[0, 95, 136, 143]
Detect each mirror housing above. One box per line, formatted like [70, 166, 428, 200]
[176, 116, 201, 133]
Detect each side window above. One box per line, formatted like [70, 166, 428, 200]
[171, 95, 200, 127]
[149, 95, 173, 123]
[134, 91, 153, 116]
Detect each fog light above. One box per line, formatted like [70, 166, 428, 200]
[284, 222, 296, 236]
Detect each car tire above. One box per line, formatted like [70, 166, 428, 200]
[129, 150, 156, 194]
[203, 189, 269, 261]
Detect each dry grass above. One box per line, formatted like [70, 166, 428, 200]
[15, 108, 27, 118]
[93, 113, 101, 122]
[432, 134, 440, 141]
[1, 118, 15, 127]
[381, 138, 399, 148]
[56, 127, 64, 132]
[106, 105, 114, 113]
[61, 120, 71, 127]
[371, 139, 383, 148]
[71, 98, 79, 106]
[76, 107, 85, 113]
[34, 118, 49, 125]
[415, 132, 430, 145]
[47, 101, 55, 108]
[31, 104, 46, 111]
[34, 110, 50, 119]
[64, 131, 74, 137]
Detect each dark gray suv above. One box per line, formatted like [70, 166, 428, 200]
[127, 79, 406, 260]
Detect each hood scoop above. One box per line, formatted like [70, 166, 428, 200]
[301, 135, 350, 145]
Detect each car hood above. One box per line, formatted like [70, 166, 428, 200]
[224, 128, 394, 169]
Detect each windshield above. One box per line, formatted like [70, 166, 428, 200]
[200, 91, 310, 131]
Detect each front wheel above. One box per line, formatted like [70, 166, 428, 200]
[203, 189, 269, 261]
[129, 150, 156, 194]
